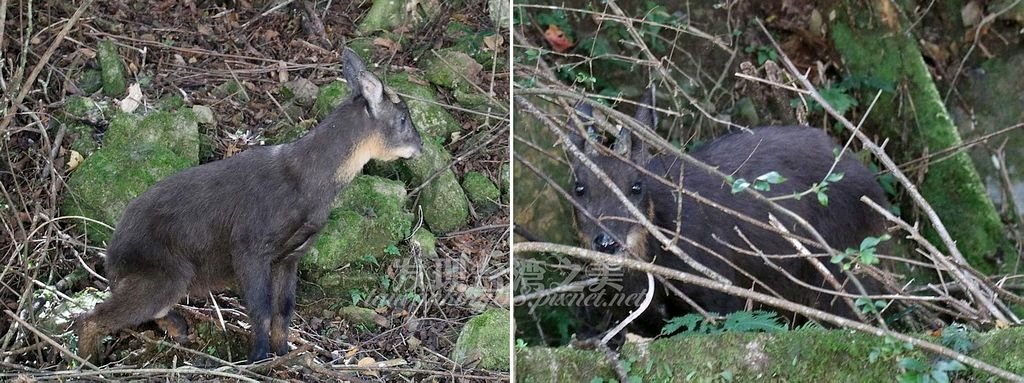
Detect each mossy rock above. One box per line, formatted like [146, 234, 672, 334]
[337, 306, 388, 332]
[357, 0, 408, 33]
[103, 110, 200, 160]
[77, 68, 103, 94]
[452, 308, 510, 371]
[67, 123, 99, 156]
[283, 77, 319, 107]
[301, 175, 414, 301]
[315, 80, 352, 118]
[192, 320, 250, 362]
[156, 95, 185, 111]
[462, 171, 500, 216]
[346, 37, 377, 61]
[97, 40, 127, 97]
[446, 22, 504, 69]
[402, 138, 469, 233]
[517, 327, 1024, 381]
[357, 0, 440, 34]
[211, 80, 250, 102]
[829, 5, 1010, 273]
[423, 49, 482, 94]
[409, 228, 437, 258]
[63, 110, 199, 244]
[384, 72, 462, 141]
[64, 96, 106, 124]
[264, 102, 312, 146]
[511, 98, 576, 245]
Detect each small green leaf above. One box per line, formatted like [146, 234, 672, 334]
[826, 172, 845, 183]
[817, 190, 829, 206]
[731, 178, 750, 194]
[756, 171, 787, 184]
[856, 233, 888, 250]
[753, 179, 771, 192]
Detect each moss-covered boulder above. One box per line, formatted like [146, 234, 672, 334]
[283, 77, 319, 107]
[211, 80, 250, 102]
[77, 68, 103, 95]
[410, 228, 437, 258]
[357, 0, 440, 34]
[423, 49, 492, 110]
[829, 3, 1010, 272]
[403, 138, 469, 233]
[157, 95, 185, 111]
[488, 0, 509, 27]
[452, 308, 510, 371]
[97, 40, 127, 97]
[346, 37, 377, 61]
[462, 171, 500, 216]
[517, 327, 1024, 381]
[446, 22, 505, 69]
[301, 175, 414, 300]
[192, 320, 249, 362]
[64, 110, 199, 244]
[314, 80, 351, 118]
[423, 49, 482, 93]
[385, 72, 462, 141]
[64, 96, 106, 125]
[357, 0, 407, 33]
[512, 99, 576, 245]
[337, 306, 389, 331]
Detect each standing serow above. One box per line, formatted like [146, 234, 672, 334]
[569, 86, 888, 340]
[75, 48, 423, 363]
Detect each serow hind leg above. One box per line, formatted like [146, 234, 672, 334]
[76, 275, 187, 363]
[269, 257, 299, 356]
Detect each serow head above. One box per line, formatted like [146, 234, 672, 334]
[568, 86, 657, 258]
[342, 47, 423, 160]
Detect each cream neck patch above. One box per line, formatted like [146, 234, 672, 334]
[335, 134, 386, 183]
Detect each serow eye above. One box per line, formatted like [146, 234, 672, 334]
[574, 182, 585, 196]
[630, 181, 642, 195]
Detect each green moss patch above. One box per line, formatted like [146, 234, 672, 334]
[462, 171, 500, 216]
[97, 40, 127, 97]
[63, 110, 199, 244]
[401, 138, 469, 233]
[453, 308, 511, 371]
[517, 327, 1024, 381]
[301, 175, 414, 301]
[829, 5, 1009, 272]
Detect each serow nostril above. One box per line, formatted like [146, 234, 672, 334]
[593, 233, 619, 253]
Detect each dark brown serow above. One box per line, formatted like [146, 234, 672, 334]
[76, 48, 423, 363]
[569, 87, 888, 340]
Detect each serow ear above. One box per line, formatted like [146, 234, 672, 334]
[356, 71, 385, 116]
[634, 85, 657, 129]
[569, 102, 594, 152]
[342, 48, 367, 96]
[626, 86, 656, 165]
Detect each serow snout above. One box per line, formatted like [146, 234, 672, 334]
[593, 233, 620, 254]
